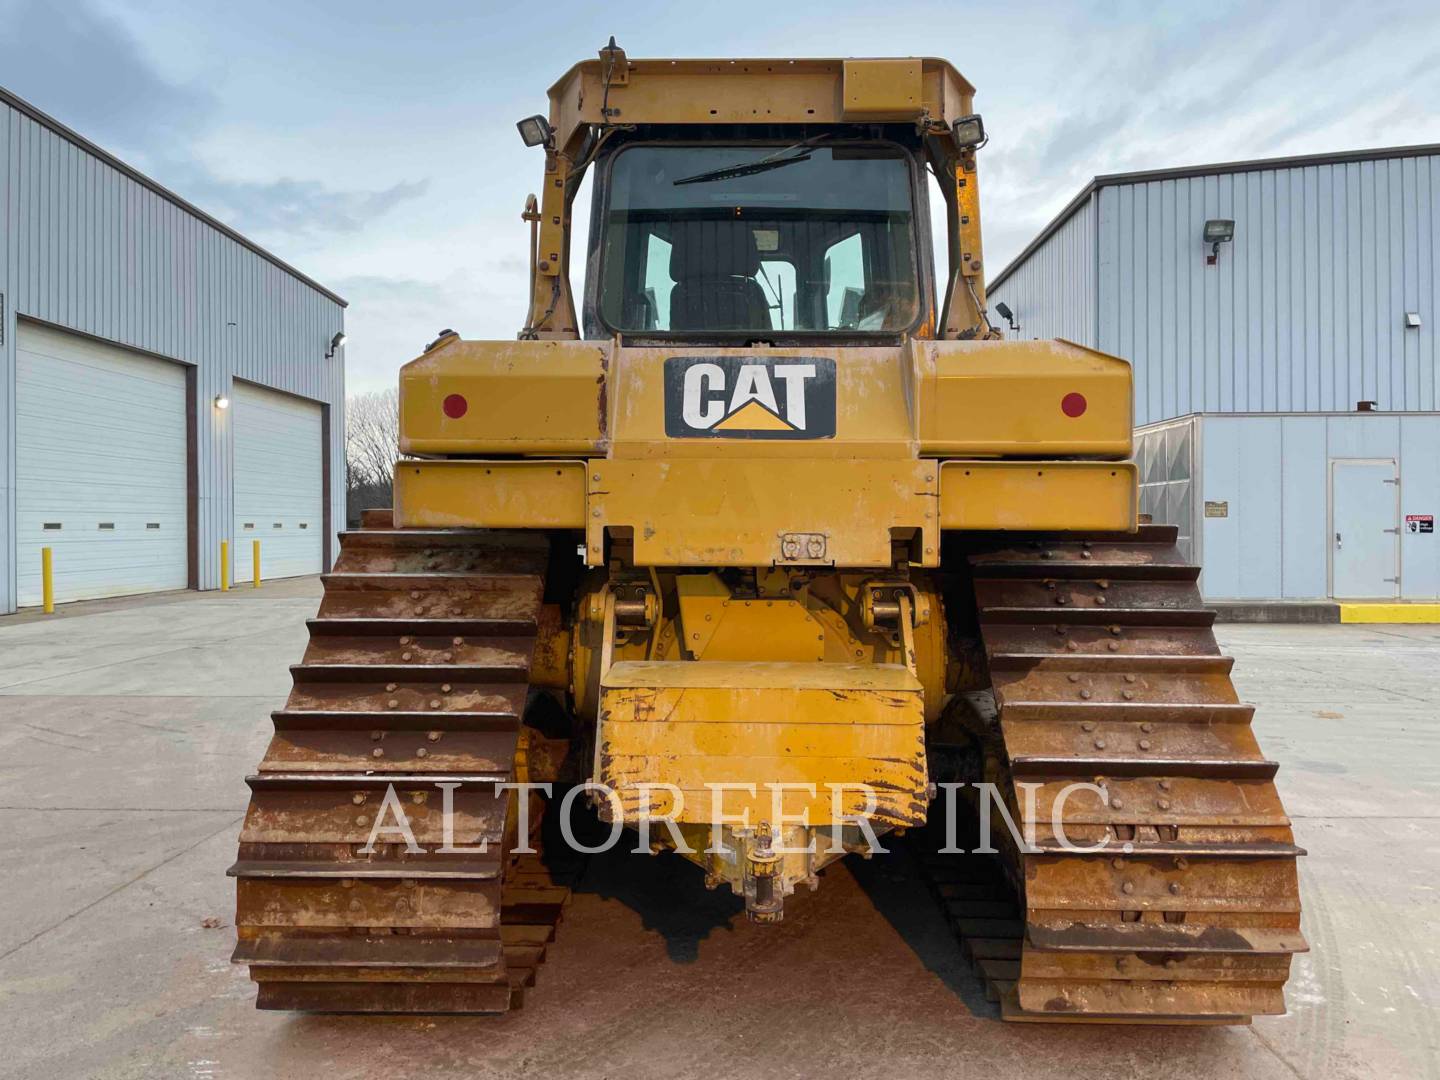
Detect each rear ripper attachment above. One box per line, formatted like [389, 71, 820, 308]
[934, 525, 1307, 1023]
[229, 514, 573, 1013]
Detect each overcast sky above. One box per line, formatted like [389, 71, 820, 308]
[3, 0, 1439, 391]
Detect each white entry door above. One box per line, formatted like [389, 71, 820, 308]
[232, 382, 323, 582]
[1330, 460, 1399, 599]
[16, 322, 188, 606]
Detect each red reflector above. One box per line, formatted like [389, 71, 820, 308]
[1061, 392, 1087, 418]
[442, 393, 468, 419]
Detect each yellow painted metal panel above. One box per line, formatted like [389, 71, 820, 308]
[675, 579, 827, 661]
[609, 783, 918, 828]
[394, 460, 587, 529]
[547, 57, 975, 150]
[598, 660, 926, 825]
[916, 339, 1133, 458]
[607, 345, 916, 460]
[399, 337, 606, 455]
[939, 461, 1138, 532]
[604, 722, 919, 758]
[842, 59, 923, 119]
[1339, 603, 1440, 623]
[603, 659, 920, 693]
[587, 459, 937, 568]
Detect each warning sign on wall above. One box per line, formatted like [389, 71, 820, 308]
[1406, 514, 1434, 534]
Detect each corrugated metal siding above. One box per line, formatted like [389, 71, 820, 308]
[989, 194, 1098, 348]
[1097, 155, 1440, 425]
[0, 98, 345, 612]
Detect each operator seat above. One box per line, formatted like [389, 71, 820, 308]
[668, 222, 772, 331]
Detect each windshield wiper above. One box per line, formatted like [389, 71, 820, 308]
[672, 135, 829, 186]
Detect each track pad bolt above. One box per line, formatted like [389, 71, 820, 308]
[352, 793, 366, 805]
[1122, 881, 1135, 894]
[416, 747, 429, 758]
[1169, 882, 1182, 895]
[372, 748, 385, 758]
[427, 731, 441, 742]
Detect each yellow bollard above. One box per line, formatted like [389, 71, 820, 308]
[220, 540, 230, 591]
[252, 539, 261, 588]
[42, 546, 55, 614]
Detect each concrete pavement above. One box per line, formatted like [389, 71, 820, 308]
[0, 582, 1436, 1079]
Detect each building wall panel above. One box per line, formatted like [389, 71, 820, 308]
[1279, 416, 1329, 599]
[0, 94, 345, 613]
[996, 150, 1440, 428]
[988, 194, 1097, 348]
[1399, 416, 1440, 598]
[1096, 154, 1440, 425]
[1142, 412, 1440, 600]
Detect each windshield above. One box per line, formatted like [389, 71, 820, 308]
[596, 143, 920, 335]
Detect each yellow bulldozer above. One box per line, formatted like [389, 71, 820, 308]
[230, 42, 1305, 1023]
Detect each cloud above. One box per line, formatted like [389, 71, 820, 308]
[0, 0, 427, 244]
[0, 0, 212, 146]
[976, 0, 1440, 273]
[326, 273, 524, 393]
[174, 175, 430, 239]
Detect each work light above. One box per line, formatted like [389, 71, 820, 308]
[516, 115, 553, 148]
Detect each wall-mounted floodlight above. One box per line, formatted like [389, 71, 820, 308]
[516, 115, 553, 149]
[325, 330, 347, 359]
[214, 394, 231, 410]
[951, 114, 985, 151]
[994, 301, 1019, 333]
[1204, 219, 1234, 264]
[1404, 312, 1422, 329]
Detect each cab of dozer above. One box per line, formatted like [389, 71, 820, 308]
[394, 42, 1138, 922]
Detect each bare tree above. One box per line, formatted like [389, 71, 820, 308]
[345, 388, 399, 524]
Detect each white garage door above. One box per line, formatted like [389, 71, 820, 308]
[233, 382, 323, 582]
[16, 322, 189, 607]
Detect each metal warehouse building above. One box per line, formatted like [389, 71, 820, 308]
[989, 144, 1440, 602]
[0, 87, 346, 614]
